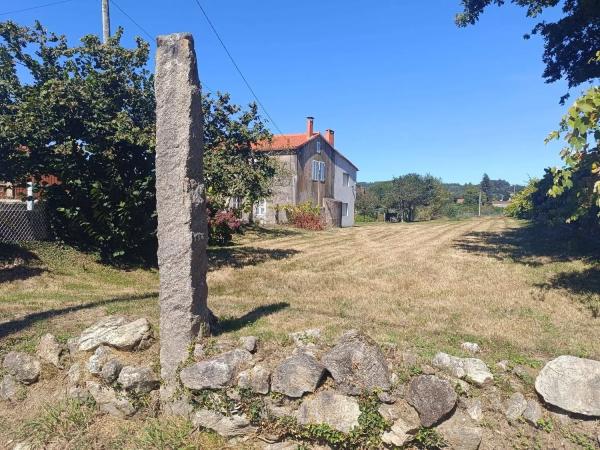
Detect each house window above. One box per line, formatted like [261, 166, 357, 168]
[312, 160, 326, 182]
[312, 160, 319, 181]
[255, 199, 266, 216]
[316, 140, 321, 154]
[342, 202, 349, 217]
[231, 197, 241, 209]
[343, 172, 350, 187]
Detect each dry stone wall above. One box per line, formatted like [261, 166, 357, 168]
[4, 316, 600, 449]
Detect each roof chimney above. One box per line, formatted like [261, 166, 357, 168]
[325, 129, 335, 148]
[306, 116, 314, 137]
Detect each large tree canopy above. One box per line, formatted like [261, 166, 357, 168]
[0, 21, 276, 261]
[386, 173, 442, 222]
[456, 0, 600, 93]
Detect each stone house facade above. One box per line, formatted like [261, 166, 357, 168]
[253, 117, 358, 227]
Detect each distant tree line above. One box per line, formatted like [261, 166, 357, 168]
[443, 175, 523, 203]
[356, 173, 515, 222]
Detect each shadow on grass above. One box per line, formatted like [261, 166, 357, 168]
[214, 302, 290, 335]
[453, 222, 600, 267]
[208, 246, 299, 271]
[0, 292, 157, 339]
[0, 242, 46, 283]
[243, 225, 302, 239]
[539, 266, 600, 317]
[454, 221, 600, 315]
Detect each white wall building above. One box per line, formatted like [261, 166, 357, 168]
[253, 117, 359, 227]
[333, 151, 358, 227]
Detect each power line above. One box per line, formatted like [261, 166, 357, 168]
[191, 0, 283, 134]
[110, 0, 153, 41]
[0, 0, 74, 16]
[108, 1, 216, 93]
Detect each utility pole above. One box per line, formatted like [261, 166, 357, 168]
[102, 0, 110, 43]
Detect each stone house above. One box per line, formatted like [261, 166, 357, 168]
[253, 117, 359, 227]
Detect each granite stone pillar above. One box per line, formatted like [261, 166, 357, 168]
[155, 33, 213, 403]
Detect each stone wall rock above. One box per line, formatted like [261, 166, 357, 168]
[437, 411, 482, 450]
[296, 390, 360, 433]
[237, 364, 270, 394]
[86, 381, 136, 418]
[239, 336, 258, 353]
[504, 392, 527, 423]
[117, 366, 160, 393]
[523, 399, 542, 426]
[192, 408, 257, 437]
[271, 352, 324, 398]
[78, 317, 152, 352]
[381, 418, 419, 447]
[100, 359, 123, 384]
[3, 352, 41, 385]
[406, 375, 457, 427]
[180, 349, 252, 390]
[535, 355, 600, 417]
[37, 333, 66, 368]
[432, 352, 493, 386]
[0, 374, 19, 402]
[321, 330, 391, 395]
[87, 345, 112, 375]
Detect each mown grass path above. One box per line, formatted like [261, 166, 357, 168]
[1, 216, 599, 448]
[1, 216, 598, 363]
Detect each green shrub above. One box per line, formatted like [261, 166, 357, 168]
[411, 427, 447, 449]
[505, 179, 538, 219]
[355, 214, 377, 223]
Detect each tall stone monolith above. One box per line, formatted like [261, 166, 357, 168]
[155, 33, 213, 404]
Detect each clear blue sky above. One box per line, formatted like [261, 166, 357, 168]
[5, 0, 578, 185]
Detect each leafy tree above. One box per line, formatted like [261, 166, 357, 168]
[463, 185, 482, 206]
[417, 181, 453, 220]
[505, 178, 539, 219]
[480, 173, 492, 204]
[202, 92, 276, 213]
[355, 187, 379, 220]
[387, 174, 440, 222]
[366, 180, 394, 205]
[506, 168, 599, 233]
[545, 78, 599, 228]
[0, 21, 277, 261]
[456, 0, 600, 97]
[489, 178, 514, 201]
[0, 22, 156, 261]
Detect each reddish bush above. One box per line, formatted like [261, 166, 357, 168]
[208, 209, 242, 245]
[283, 202, 324, 231]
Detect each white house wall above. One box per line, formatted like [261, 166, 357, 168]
[333, 152, 357, 227]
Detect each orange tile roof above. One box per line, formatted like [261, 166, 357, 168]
[253, 133, 319, 152]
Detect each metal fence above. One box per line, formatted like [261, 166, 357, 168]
[0, 201, 49, 242]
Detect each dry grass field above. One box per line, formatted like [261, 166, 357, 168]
[0, 216, 599, 447]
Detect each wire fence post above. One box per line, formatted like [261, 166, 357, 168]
[0, 201, 49, 241]
[26, 181, 34, 211]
